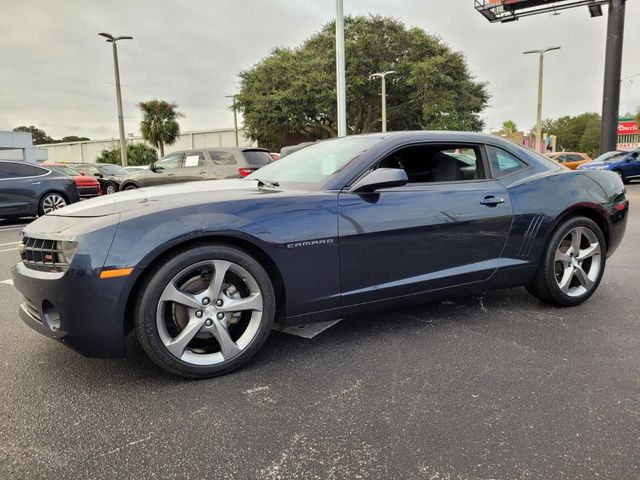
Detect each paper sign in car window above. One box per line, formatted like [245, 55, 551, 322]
[185, 155, 200, 167]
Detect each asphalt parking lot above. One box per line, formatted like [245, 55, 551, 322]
[1, 185, 639, 480]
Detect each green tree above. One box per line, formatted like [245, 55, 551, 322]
[501, 120, 518, 135]
[538, 112, 601, 157]
[235, 15, 489, 150]
[59, 135, 90, 143]
[13, 125, 54, 145]
[138, 100, 183, 157]
[96, 143, 158, 166]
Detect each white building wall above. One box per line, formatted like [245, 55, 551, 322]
[37, 128, 253, 164]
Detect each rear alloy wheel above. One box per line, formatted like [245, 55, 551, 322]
[135, 245, 275, 378]
[526, 216, 606, 306]
[104, 182, 118, 194]
[39, 193, 67, 215]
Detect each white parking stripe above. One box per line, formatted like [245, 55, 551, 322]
[0, 247, 18, 253]
[0, 242, 19, 247]
[0, 279, 13, 286]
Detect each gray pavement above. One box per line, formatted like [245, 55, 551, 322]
[1, 186, 639, 479]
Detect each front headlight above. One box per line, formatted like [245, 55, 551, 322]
[57, 240, 78, 265]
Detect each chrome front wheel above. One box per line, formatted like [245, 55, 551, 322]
[135, 245, 275, 378]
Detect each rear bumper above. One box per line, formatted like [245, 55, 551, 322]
[11, 261, 132, 358]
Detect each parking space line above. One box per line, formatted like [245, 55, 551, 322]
[0, 247, 18, 253]
[0, 279, 13, 286]
[0, 242, 19, 247]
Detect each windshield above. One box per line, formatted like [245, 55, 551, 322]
[98, 164, 128, 175]
[247, 137, 380, 187]
[592, 151, 624, 163]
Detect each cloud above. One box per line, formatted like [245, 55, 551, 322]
[1, 0, 638, 139]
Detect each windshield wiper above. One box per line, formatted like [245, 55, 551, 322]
[256, 179, 280, 188]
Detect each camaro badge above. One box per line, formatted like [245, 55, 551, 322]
[285, 238, 335, 249]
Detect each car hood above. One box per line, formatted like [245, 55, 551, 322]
[50, 179, 273, 217]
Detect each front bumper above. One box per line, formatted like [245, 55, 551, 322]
[12, 261, 132, 357]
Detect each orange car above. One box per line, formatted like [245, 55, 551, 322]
[545, 152, 592, 170]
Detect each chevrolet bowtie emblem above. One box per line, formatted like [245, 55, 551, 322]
[17, 243, 25, 255]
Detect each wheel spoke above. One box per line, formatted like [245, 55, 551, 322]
[161, 283, 202, 310]
[558, 266, 574, 293]
[211, 318, 241, 359]
[165, 315, 206, 358]
[573, 265, 594, 290]
[207, 260, 231, 300]
[570, 227, 583, 255]
[223, 293, 263, 313]
[555, 249, 571, 264]
[578, 243, 600, 261]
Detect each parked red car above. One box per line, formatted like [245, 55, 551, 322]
[43, 163, 102, 199]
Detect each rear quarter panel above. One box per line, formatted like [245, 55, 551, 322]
[499, 169, 625, 270]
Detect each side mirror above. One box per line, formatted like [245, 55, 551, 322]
[94, 173, 103, 178]
[350, 168, 408, 193]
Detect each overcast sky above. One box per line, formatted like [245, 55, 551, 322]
[1, 0, 638, 140]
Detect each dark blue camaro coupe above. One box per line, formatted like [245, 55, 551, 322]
[12, 132, 629, 378]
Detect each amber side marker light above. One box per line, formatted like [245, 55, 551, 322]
[99, 268, 134, 279]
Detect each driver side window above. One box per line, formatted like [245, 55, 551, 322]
[374, 144, 485, 183]
[157, 153, 183, 170]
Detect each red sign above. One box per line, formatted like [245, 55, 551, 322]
[618, 121, 639, 135]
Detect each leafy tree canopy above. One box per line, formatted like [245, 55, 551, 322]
[501, 120, 518, 135]
[12, 126, 90, 145]
[13, 125, 54, 145]
[539, 113, 601, 157]
[96, 143, 158, 166]
[235, 15, 489, 150]
[138, 100, 183, 157]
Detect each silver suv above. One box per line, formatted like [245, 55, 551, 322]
[119, 147, 273, 190]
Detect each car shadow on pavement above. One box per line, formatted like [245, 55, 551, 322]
[25, 285, 558, 386]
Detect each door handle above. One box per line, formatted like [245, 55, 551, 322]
[480, 195, 504, 206]
[199, 171, 207, 174]
[167, 173, 175, 177]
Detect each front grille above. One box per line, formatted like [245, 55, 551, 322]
[20, 237, 69, 273]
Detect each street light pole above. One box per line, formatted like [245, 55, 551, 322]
[99, 33, 133, 166]
[523, 47, 560, 153]
[335, 0, 347, 137]
[225, 95, 239, 147]
[370, 71, 397, 132]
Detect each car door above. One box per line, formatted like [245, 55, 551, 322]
[0, 161, 47, 218]
[147, 153, 183, 186]
[176, 151, 208, 183]
[337, 142, 513, 306]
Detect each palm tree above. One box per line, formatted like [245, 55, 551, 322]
[138, 100, 184, 157]
[501, 120, 518, 136]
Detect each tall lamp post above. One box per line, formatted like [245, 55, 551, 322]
[370, 71, 397, 133]
[523, 47, 560, 153]
[335, 0, 347, 137]
[225, 95, 240, 147]
[99, 32, 133, 166]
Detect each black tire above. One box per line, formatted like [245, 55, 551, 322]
[104, 182, 118, 194]
[38, 192, 68, 216]
[526, 216, 606, 307]
[134, 244, 276, 379]
[122, 183, 138, 191]
[614, 169, 628, 184]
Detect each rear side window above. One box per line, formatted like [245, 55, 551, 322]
[242, 150, 273, 166]
[486, 146, 527, 177]
[0, 162, 47, 179]
[209, 151, 237, 165]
